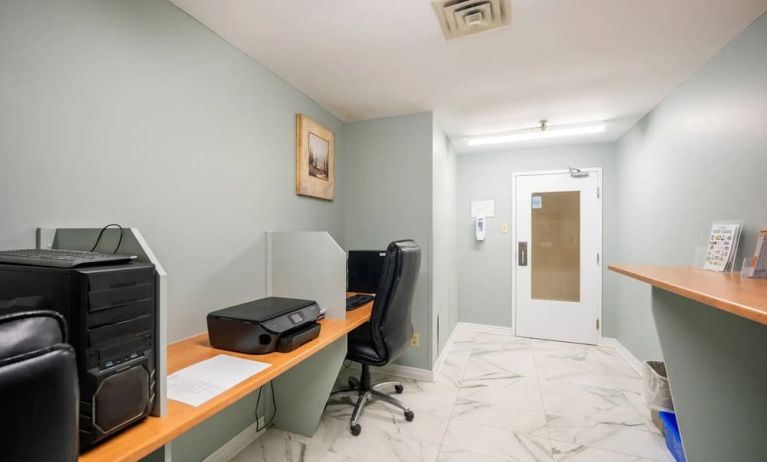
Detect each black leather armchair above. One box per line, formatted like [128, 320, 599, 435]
[0, 307, 79, 462]
[332, 240, 421, 436]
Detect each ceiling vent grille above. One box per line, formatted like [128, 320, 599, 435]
[432, 0, 511, 40]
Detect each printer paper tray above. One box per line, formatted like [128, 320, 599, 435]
[277, 322, 321, 353]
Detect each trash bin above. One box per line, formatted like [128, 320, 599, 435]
[645, 362, 686, 462]
[643, 361, 674, 412]
[659, 411, 687, 462]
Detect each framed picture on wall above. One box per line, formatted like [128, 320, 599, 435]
[296, 114, 335, 200]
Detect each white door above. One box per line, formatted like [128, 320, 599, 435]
[514, 170, 602, 345]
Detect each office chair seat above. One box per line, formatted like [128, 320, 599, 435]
[346, 323, 386, 366]
[330, 240, 421, 436]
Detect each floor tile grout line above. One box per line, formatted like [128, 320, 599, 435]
[438, 442, 520, 462]
[546, 435, 672, 462]
[451, 334, 557, 461]
[436, 333, 471, 462]
[437, 332, 468, 448]
[531, 343, 559, 461]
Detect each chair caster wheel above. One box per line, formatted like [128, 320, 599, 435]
[404, 410, 415, 422]
[394, 384, 404, 394]
[350, 424, 362, 436]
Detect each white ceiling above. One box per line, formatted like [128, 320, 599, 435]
[170, 0, 767, 152]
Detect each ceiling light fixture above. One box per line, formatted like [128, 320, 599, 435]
[467, 120, 606, 146]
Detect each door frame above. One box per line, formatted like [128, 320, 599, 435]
[510, 168, 603, 343]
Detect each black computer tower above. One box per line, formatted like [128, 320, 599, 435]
[0, 262, 156, 451]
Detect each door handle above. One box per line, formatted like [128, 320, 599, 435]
[518, 242, 528, 266]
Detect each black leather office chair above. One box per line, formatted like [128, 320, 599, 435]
[0, 308, 79, 462]
[332, 240, 421, 436]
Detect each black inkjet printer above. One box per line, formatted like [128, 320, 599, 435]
[207, 297, 322, 354]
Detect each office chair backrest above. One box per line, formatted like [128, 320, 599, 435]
[370, 240, 421, 363]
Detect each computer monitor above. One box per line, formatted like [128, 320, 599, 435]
[347, 250, 386, 294]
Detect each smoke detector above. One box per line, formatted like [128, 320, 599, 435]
[432, 0, 511, 40]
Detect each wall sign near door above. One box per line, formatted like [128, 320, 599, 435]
[470, 199, 495, 218]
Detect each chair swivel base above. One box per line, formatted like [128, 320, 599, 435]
[330, 364, 414, 436]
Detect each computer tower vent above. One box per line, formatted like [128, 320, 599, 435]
[92, 364, 151, 434]
[432, 0, 511, 40]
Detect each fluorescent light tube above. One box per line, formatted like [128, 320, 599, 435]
[467, 122, 606, 146]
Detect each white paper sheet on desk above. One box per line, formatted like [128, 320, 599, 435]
[167, 354, 271, 407]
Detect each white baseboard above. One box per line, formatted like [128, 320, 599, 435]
[367, 321, 468, 382]
[202, 420, 268, 462]
[455, 321, 514, 336]
[349, 361, 435, 382]
[601, 337, 645, 376]
[382, 363, 435, 381]
[432, 323, 460, 378]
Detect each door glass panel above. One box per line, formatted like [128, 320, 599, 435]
[531, 191, 580, 302]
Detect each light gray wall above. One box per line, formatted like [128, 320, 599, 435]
[612, 12, 767, 361]
[432, 124, 458, 358]
[456, 143, 619, 334]
[0, 0, 343, 459]
[343, 112, 434, 369]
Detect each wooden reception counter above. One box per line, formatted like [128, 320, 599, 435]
[610, 265, 767, 462]
[609, 265, 767, 325]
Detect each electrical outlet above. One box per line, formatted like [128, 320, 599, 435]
[257, 415, 266, 429]
[410, 332, 420, 347]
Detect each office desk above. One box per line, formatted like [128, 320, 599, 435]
[610, 265, 767, 462]
[80, 300, 373, 462]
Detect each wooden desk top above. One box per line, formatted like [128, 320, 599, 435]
[609, 265, 767, 326]
[80, 301, 372, 462]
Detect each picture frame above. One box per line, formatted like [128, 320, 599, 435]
[296, 114, 335, 200]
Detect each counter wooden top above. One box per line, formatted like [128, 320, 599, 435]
[80, 302, 372, 462]
[609, 265, 767, 326]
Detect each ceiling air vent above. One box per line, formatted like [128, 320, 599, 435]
[432, 0, 511, 40]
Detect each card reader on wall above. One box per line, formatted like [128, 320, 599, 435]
[207, 297, 321, 354]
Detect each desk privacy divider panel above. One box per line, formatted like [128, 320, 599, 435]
[36, 227, 169, 417]
[265, 231, 349, 434]
[266, 231, 346, 320]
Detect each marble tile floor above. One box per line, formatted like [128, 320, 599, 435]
[230, 329, 673, 462]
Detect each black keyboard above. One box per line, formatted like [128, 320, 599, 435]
[0, 249, 135, 268]
[346, 294, 374, 311]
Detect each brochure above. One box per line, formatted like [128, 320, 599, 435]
[703, 222, 742, 272]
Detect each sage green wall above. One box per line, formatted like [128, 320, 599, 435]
[343, 112, 435, 369]
[432, 124, 459, 358]
[456, 143, 619, 335]
[0, 0, 342, 460]
[612, 12, 767, 361]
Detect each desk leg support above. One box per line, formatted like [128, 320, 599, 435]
[138, 443, 172, 462]
[272, 337, 346, 436]
[652, 288, 767, 462]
